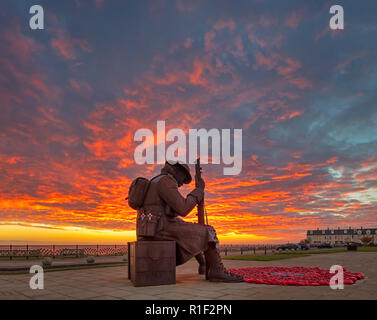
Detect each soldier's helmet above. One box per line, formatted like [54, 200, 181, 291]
[166, 160, 192, 184]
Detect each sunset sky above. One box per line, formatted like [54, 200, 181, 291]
[1, 0, 376, 244]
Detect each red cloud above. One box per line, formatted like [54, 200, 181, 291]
[287, 76, 312, 89]
[51, 34, 91, 60]
[284, 10, 303, 28]
[1, 27, 40, 63]
[213, 19, 236, 31]
[176, 0, 200, 12]
[254, 52, 302, 76]
[335, 50, 370, 71]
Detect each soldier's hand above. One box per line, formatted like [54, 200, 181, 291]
[189, 188, 204, 203]
[195, 188, 204, 203]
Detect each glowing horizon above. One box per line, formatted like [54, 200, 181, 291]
[0, 223, 296, 245]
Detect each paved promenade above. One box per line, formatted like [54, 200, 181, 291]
[0, 252, 376, 300]
[0, 255, 125, 269]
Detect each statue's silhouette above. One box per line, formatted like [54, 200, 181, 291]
[133, 160, 243, 282]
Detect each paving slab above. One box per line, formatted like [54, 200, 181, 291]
[0, 255, 126, 269]
[0, 251, 376, 300]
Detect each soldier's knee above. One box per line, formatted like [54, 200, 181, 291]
[205, 225, 219, 243]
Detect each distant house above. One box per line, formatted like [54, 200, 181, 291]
[306, 227, 377, 245]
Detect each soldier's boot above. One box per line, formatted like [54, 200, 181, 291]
[194, 252, 206, 275]
[204, 243, 244, 282]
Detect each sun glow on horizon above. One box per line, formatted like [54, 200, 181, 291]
[0, 223, 302, 245]
[0, 223, 136, 245]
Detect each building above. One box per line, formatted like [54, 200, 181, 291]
[307, 227, 377, 245]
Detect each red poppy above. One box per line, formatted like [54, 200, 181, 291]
[228, 266, 364, 286]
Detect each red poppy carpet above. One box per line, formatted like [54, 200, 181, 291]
[228, 266, 365, 286]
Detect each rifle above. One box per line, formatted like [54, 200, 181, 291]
[195, 158, 208, 225]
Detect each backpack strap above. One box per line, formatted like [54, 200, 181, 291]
[150, 173, 174, 216]
[140, 173, 168, 208]
[150, 173, 167, 182]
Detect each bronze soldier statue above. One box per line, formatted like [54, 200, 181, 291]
[136, 160, 243, 282]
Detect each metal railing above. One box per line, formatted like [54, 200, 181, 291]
[0, 243, 296, 260]
[219, 244, 279, 256]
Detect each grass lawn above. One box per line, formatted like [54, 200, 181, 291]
[223, 246, 377, 261]
[358, 246, 377, 252]
[224, 253, 311, 261]
[298, 249, 346, 254]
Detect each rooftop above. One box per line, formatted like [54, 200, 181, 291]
[307, 228, 377, 236]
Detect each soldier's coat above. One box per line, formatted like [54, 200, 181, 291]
[138, 163, 210, 265]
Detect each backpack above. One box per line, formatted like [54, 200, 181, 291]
[126, 174, 166, 210]
[126, 177, 151, 210]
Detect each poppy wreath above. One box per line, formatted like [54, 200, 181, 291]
[228, 266, 364, 286]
